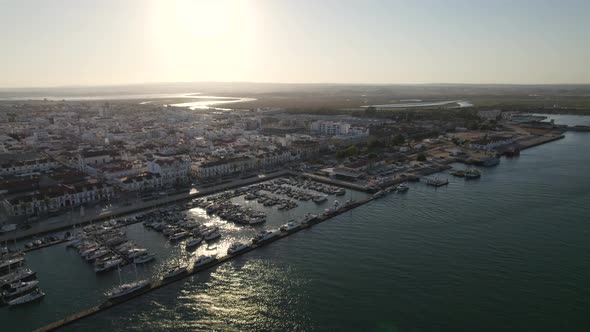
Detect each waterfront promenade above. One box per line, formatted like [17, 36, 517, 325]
[0, 171, 293, 243]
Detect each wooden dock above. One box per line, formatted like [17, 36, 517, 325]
[33, 196, 375, 332]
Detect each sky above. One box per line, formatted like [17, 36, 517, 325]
[0, 0, 589, 87]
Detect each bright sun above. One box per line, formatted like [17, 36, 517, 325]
[154, 0, 246, 41]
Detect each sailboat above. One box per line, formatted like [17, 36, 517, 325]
[106, 263, 150, 300]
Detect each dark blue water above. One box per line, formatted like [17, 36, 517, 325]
[3, 115, 590, 331]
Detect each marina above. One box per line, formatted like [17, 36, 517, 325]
[31, 177, 374, 332]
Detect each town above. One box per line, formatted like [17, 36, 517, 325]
[0, 98, 579, 323]
[0, 101, 570, 233]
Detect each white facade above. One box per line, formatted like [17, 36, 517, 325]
[147, 156, 191, 186]
[311, 121, 351, 136]
[118, 173, 163, 192]
[2, 183, 115, 217]
[0, 158, 59, 176]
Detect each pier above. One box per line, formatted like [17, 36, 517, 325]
[33, 196, 375, 332]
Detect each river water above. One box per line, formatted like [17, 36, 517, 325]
[3, 115, 590, 331]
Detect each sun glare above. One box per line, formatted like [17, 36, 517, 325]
[150, 0, 257, 80]
[154, 0, 248, 41]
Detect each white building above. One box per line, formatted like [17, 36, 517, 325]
[194, 156, 256, 179]
[0, 158, 59, 176]
[311, 121, 351, 136]
[118, 172, 163, 192]
[147, 156, 191, 186]
[2, 183, 115, 217]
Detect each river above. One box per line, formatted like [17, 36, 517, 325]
[2, 115, 589, 331]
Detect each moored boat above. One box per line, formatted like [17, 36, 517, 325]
[227, 242, 249, 255]
[107, 280, 150, 300]
[280, 220, 300, 232]
[396, 183, 409, 192]
[185, 237, 203, 249]
[8, 288, 45, 306]
[162, 265, 188, 280]
[194, 255, 216, 267]
[2, 280, 39, 298]
[133, 253, 156, 264]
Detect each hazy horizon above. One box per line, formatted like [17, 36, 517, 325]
[2, 0, 590, 87]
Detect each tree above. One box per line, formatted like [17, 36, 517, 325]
[392, 134, 405, 146]
[417, 153, 427, 162]
[364, 106, 377, 117]
[336, 145, 360, 158]
[368, 152, 378, 160]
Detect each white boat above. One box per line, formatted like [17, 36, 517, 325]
[86, 249, 110, 261]
[249, 218, 265, 225]
[194, 255, 216, 267]
[0, 268, 37, 289]
[396, 183, 409, 192]
[8, 288, 45, 306]
[127, 248, 147, 259]
[133, 253, 155, 264]
[94, 258, 123, 273]
[227, 242, 249, 255]
[252, 230, 280, 244]
[313, 196, 328, 204]
[3, 280, 39, 298]
[162, 265, 188, 280]
[107, 280, 150, 300]
[204, 231, 221, 241]
[169, 231, 189, 241]
[0, 256, 25, 272]
[0, 224, 17, 233]
[185, 237, 203, 249]
[280, 220, 300, 232]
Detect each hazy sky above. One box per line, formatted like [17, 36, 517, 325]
[1, 0, 589, 87]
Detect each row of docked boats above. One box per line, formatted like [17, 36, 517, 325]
[23, 235, 62, 250]
[141, 210, 222, 250]
[276, 177, 346, 196]
[68, 220, 155, 272]
[204, 202, 267, 225]
[1, 248, 43, 306]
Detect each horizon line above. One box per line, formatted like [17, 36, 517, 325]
[2, 80, 590, 90]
